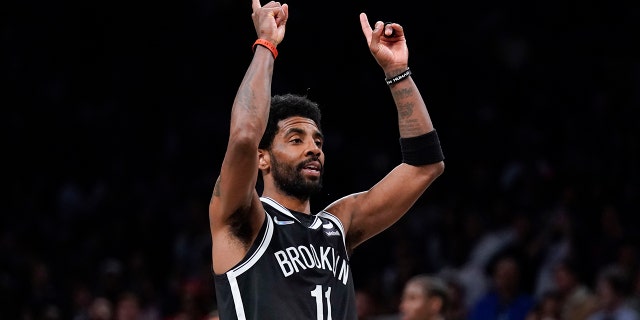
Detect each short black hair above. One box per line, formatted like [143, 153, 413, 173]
[259, 93, 322, 150]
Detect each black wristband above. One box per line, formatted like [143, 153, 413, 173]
[399, 130, 445, 165]
[385, 68, 412, 86]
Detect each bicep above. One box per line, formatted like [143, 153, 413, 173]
[338, 163, 441, 249]
[209, 149, 266, 272]
[210, 146, 261, 228]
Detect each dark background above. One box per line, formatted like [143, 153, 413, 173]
[3, 0, 640, 318]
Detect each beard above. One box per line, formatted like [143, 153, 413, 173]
[270, 153, 323, 202]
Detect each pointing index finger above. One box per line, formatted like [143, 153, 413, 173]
[252, 0, 261, 12]
[359, 12, 373, 43]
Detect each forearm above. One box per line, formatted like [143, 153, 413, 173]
[387, 74, 434, 138]
[229, 48, 275, 142]
[388, 73, 444, 167]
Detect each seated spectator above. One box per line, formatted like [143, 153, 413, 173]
[398, 274, 450, 320]
[587, 265, 639, 320]
[553, 257, 598, 320]
[468, 250, 535, 320]
[525, 290, 561, 320]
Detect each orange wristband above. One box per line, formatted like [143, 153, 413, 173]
[252, 39, 278, 59]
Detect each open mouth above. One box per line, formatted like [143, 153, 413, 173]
[301, 160, 322, 176]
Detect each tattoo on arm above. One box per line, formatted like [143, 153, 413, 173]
[393, 87, 424, 136]
[393, 87, 414, 119]
[392, 86, 413, 100]
[399, 118, 423, 136]
[397, 101, 414, 119]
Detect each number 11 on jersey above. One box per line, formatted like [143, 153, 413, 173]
[310, 285, 332, 320]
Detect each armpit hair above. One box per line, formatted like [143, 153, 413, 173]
[228, 206, 255, 247]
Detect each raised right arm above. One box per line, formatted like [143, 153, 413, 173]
[208, 0, 288, 274]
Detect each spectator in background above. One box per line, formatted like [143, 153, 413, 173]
[524, 290, 561, 320]
[398, 274, 450, 320]
[553, 257, 598, 320]
[531, 208, 573, 299]
[437, 268, 468, 320]
[456, 211, 533, 309]
[71, 284, 94, 320]
[87, 297, 113, 320]
[468, 249, 535, 320]
[356, 288, 379, 320]
[115, 291, 150, 320]
[587, 264, 639, 320]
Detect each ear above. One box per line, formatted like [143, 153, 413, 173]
[258, 149, 270, 170]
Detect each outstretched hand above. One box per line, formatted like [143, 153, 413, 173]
[252, 0, 288, 46]
[359, 12, 409, 72]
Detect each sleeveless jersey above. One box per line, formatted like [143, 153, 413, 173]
[214, 197, 357, 320]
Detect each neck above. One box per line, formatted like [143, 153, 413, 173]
[262, 190, 312, 214]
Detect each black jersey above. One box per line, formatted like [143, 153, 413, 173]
[214, 197, 357, 320]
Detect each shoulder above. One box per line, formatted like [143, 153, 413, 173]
[323, 192, 363, 220]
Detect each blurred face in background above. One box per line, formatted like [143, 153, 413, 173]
[494, 257, 519, 297]
[553, 263, 577, 295]
[89, 297, 113, 320]
[355, 289, 376, 319]
[595, 276, 616, 310]
[400, 281, 430, 320]
[399, 280, 443, 320]
[116, 293, 140, 320]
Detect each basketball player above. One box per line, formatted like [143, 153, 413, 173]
[208, 1, 445, 319]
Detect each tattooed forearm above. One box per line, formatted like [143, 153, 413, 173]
[397, 101, 414, 119]
[391, 86, 413, 99]
[399, 118, 423, 136]
[393, 87, 415, 119]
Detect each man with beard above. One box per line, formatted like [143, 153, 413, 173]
[208, 0, 445, 319]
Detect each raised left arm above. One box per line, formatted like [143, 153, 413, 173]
[324, 13, 445, 252]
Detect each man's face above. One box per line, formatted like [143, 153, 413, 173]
[268, 116, 324, 199]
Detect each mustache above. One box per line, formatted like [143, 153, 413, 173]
[297, 157, 322, 171]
